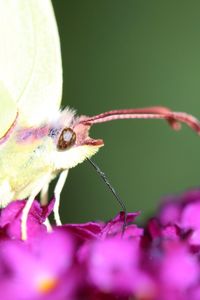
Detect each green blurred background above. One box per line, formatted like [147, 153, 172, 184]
[51, 0, 200, 224]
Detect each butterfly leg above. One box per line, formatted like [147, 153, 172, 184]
[21, 176, 50, 240]
[43, 218, 52, 232]
[54, 169, 69, 225]
[40, 183, 52, 232]
[0, 180, 14, 208]
[40, 183, 49, 206]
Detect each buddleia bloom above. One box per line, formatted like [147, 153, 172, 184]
[1, 191, 200, 299]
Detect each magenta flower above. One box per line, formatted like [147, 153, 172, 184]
[85, 237, 154, 298]
[0, 231, 76, 300]
[160, 242, 199, 289]
[0, 199, 54, 241]
[1, 189, 200, 299]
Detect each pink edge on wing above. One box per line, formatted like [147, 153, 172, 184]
[16, 125, 49, 144]
[0, 111, 18, 145]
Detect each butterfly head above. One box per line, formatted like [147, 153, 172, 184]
[51, 109, 104, 171]
[51, 106, 200, 172]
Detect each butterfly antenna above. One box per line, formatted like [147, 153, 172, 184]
[87, 158, 127, 233]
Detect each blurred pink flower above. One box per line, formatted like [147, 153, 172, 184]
[1, 189, 200, 299]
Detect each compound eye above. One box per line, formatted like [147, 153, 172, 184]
[57, 128, 76, 150]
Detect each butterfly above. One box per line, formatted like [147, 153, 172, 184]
[0, 0, 199, 240]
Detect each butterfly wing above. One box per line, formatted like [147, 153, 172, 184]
[0, 83, 17, 139]
[0, 0, 62, 128]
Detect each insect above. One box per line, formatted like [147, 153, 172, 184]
[0, 0, 200, 240]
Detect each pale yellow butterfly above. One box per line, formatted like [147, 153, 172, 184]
[0, 0, 200, 240]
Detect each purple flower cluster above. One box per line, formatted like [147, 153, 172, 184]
[1, 190, 200, 300]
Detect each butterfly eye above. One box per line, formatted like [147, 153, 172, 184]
[57, 128, 76, 150]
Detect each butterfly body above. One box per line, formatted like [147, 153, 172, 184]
[0, 106, 101, 207]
